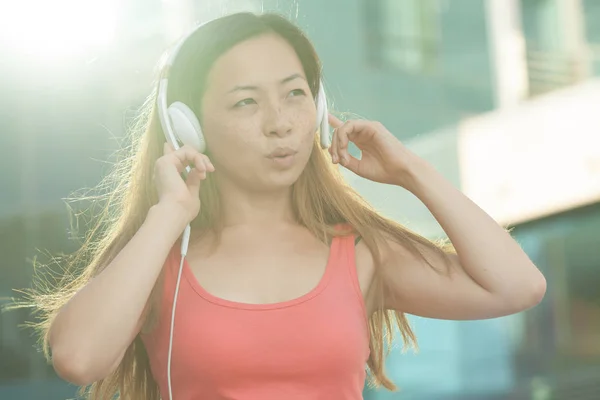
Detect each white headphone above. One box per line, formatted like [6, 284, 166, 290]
[155, 26, 331, 400]
[156, 32, 331, 154]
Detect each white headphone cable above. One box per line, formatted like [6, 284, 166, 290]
[167, 179, 192, 399]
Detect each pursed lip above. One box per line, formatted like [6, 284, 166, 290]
[266, 147, 297, 158]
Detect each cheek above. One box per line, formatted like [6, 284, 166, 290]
[292, 103, 318, 145]
[301, 125, 315, 149]
[204, 115, 259, 155]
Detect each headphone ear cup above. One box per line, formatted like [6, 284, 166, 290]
[316, 81, 331, 149]
[167, 102, 206, 153]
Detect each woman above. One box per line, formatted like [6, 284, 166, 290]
[37, 12, 545, 400]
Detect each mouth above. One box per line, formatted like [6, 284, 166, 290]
[266, 147, 298, 168]
[267, 147, 298, 159]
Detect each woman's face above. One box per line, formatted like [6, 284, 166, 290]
[200, 33, 318, 192]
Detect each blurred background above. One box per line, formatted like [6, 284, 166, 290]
[1, 0, 599, 399]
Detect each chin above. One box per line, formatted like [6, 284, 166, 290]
[261, 153, 310, 185]
[261, 169, 304, 190]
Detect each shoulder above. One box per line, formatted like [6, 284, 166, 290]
[352, 227, 437, 306]
[331, 222, 421, 268]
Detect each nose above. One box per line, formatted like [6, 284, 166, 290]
[263, 101, 293, 138]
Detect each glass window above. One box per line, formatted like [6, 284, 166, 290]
[365, 0, 441, 73]
[511, 203, 600, 392]
[582, 0, 600, 75]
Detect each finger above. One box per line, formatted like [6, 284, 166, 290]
[339, 119, 379, 143]
[330, 128, 337, 163]
[163, 142, 174, 155]
[200, 154, 215, 172]
[328, 113, 344, 129]
[334, 120, 361, 165]
[186, 153, 209, 192]
[335, 120, 359, 142]
[193, 154, 207, 176]
[335, 123, 352, 164]
[330, 127, 340, 164]
[340, 153, 360, 173]
[169, 145, 201, 173]
[185, 167, 204, 196]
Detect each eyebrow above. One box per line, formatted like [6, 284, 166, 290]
[227, 73, 306, 94]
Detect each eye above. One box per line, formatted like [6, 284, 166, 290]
[288, 88, 307, 97]
[233, 98, 256, 108]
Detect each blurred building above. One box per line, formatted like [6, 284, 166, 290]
[324, 1, 600, 399]
[1, 0, 599, 399]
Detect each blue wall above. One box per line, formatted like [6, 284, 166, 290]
[261, 0, 495, 141]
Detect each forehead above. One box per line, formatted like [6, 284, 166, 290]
[206, 33, 306, 92]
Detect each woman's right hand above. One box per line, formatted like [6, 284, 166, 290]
[153, 143, 215, 223]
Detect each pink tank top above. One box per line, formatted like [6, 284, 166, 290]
[141, 230, 370, 400]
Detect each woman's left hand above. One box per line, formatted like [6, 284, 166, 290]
[328, 114, 426, 189]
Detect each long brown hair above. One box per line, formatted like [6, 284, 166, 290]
[20, 12, 452, 399]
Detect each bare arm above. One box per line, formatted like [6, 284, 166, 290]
[326, 114, 545, 319]
[49, 205, 188, 385]
[48, 144, 212, 385]
[375, 161, 547, 320]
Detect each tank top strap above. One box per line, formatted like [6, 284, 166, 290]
[331, 224, 360, 281]
[159, 243, 185, 307]
[328, 223, 354, 275]
[329, 224, 369, 325]
[163, 244, 179, 282]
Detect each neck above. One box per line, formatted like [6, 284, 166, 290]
[216, 176, 297, 229]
